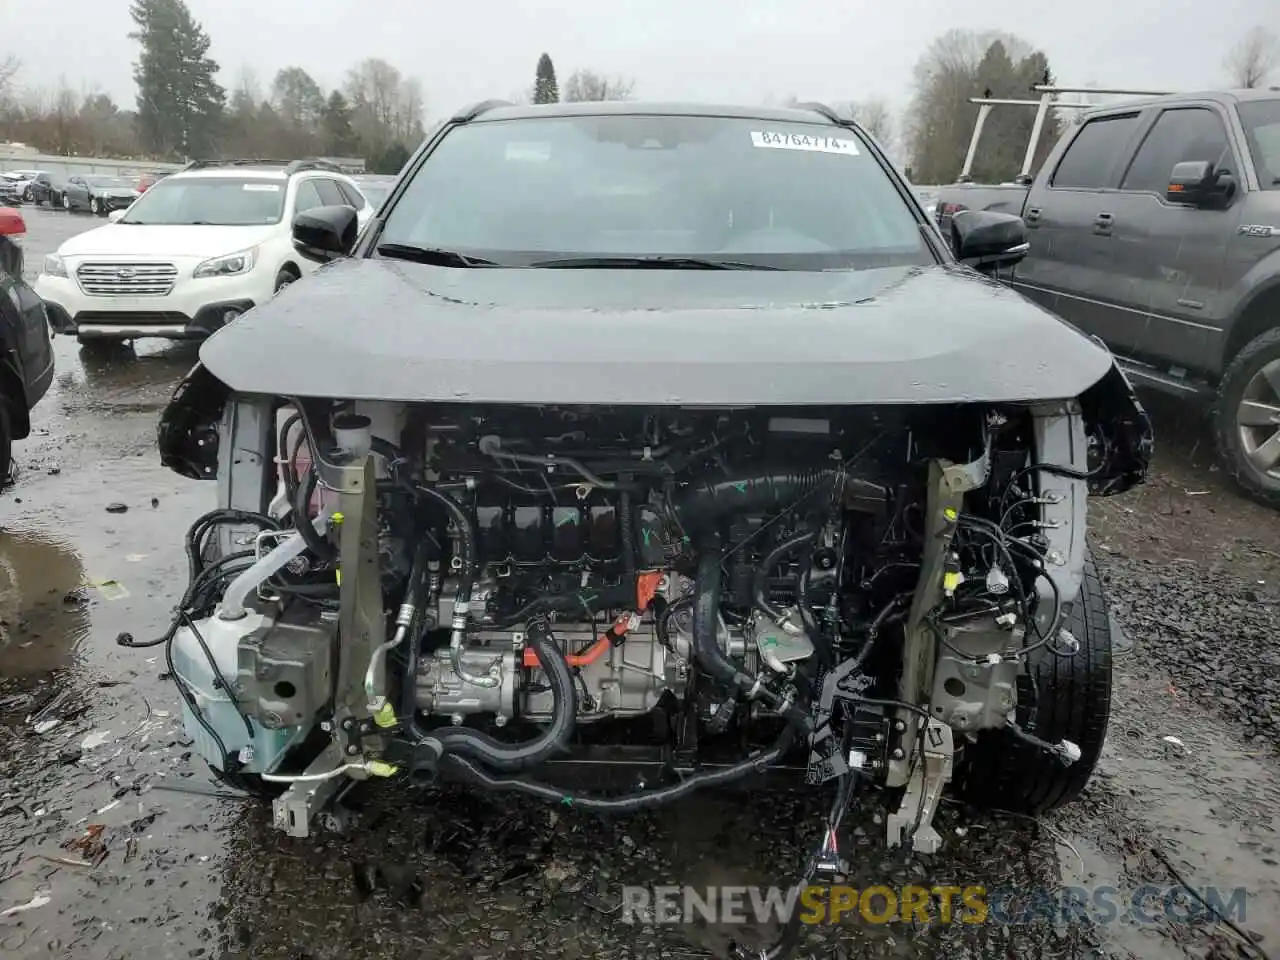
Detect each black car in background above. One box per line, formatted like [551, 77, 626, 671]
[0, 207, 55, 482]
[61, 175, 141, 215]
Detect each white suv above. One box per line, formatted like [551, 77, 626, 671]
[34, 160, 374, 344]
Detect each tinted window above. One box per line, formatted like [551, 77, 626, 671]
[120, 177, 286, 225]
[315, 179, 346, 206]
[294, 180, 323, 213]
[336, 181, 366, 208]
[380, 114, 932, 269]
[1121, 108, 1231, 193]
[1051, 114, 1141, 189]
[1239, 99, 1280, 190]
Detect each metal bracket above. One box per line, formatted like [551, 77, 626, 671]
[886, 718, 954, 854]
[272, 745, 347, 838]
[333, 452, 386, 758]
[888, 458, 977, 788]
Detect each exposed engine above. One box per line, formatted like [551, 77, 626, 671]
[142, 374, 1150, 921]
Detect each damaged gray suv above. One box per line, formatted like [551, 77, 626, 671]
[148, 100, 1152, 958]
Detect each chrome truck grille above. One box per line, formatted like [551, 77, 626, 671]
[76, 262, 178, 297]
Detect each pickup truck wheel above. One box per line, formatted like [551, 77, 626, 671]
[952, 551, 1112, 814]
[1215, 328, 1280, 508]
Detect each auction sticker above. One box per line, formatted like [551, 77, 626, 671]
[751, 131, 859, 155]
[243, 183, 281, 191]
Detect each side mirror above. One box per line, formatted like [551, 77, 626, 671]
[0, 208, 25, 237]
[1166, 160, 1234, 208]
[950, 209, 1029, 269]
[292, 205, 358, 263]
[107, 210, 126, 223]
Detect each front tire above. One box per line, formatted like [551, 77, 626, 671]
[61, 193, 71, 211]
[953, 552, 1113, 814]
[90, 197, 102, 216]
[0, 400, 12, 488]
[1214, 327, 1280, 508]
[273, 266, 300, 294]
[22, 186, 33, 202]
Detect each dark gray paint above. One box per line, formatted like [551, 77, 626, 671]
[198, 257, 1114, 405]
[937, 90, 1280, 379]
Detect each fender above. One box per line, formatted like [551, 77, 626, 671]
[1078, 351, 1154, 497]
[157, 362, 229, 480]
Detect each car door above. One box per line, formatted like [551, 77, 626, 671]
[1101, 104, 1244, 370]
[289, 180, 327, 275]
[65, 177, 86, 208]
[334, 180, 374, 228]
[1011, 111, 1146, 350]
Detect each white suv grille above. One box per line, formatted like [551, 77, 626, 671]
[76, 261, 178, 297]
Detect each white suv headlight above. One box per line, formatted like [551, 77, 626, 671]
[43, 254, 67, 277]
[193, 247, 258, 279]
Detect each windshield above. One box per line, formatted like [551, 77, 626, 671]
[119, 176, 286, 225]
[86, 176, 131, 188]
[379, 114, 932, 269]
[1239, 99, 1280, 189]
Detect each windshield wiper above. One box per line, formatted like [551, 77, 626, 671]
[529, 255, 782, 270]
[377, 243, 501, 267]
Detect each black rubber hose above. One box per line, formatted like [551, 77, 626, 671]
[674, 470, 843, 531]
[399, 539, 435, 725]
[693, 537, 813, 731]
[752, 530, 816, 623]
[442, 741, 785, 811]
[430, 618, 577, 772]
[293, 466, 336, 563]
[411, 484, 477, 583]
[618, 489, 637, 579]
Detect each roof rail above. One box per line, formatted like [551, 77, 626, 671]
[451, 99, 514, 123]
[793, 101, 853, 125]
[182, 158, 295, 170]
[283, 158, 346, 175]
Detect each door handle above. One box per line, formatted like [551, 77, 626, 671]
[1025, 207, 1041, 225]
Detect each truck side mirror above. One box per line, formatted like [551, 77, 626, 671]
[1166, 161, 1234, 208]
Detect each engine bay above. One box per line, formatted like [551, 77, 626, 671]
[139, 367, 1150, 958]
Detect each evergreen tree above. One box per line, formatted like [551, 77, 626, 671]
[373, 141, 411, 175]
[322, 90, 357, 156]
[129, 0, 225, 158]
[534, 53, 559, 104]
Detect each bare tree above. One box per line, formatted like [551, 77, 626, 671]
[842, 98, 893, 145]
[1225, 26, 1279, 88]
[0, 55, 17, 101]
[905, 29, 1057, 185]
[562, 70, 635, 102]
[345, 58, 425, 150]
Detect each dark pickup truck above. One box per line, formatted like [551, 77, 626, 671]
[936, 89, 1280, 506]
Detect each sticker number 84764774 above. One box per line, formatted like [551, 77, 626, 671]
[750, 131, 860, 156]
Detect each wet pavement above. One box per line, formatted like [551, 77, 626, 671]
[2, 204, 1280, 960]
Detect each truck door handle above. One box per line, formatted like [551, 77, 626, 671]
[1025, 207, 1041, 224]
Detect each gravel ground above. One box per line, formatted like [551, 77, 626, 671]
[1, 205, 1279, 960]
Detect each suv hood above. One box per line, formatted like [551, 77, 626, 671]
[199, 257, 1115, 406]
[58, 223, 277, 260]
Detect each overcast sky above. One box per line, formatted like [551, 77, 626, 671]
[5, 0, 1276, 122]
